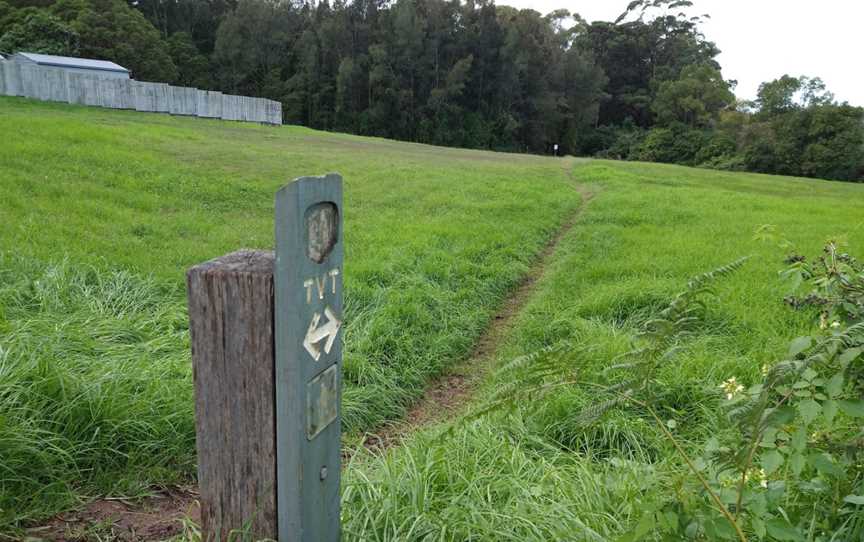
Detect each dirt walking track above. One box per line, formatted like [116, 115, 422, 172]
[363, 180, 593, 450]
[33, 166, 593, 541]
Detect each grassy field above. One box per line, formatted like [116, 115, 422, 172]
[341, 163, 864, 539]
[0, 97, 580, 528]
[1, 97, 863, 539]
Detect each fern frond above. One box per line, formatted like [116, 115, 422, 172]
[604, 377, 645, 394]
[494, 341, 571, 375]
[572, 395, 627, 426]
[603, 361, 641, 373]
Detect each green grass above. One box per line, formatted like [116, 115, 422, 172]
[0, 257, 195, 524]
[3, 97, 864, 538]
[342, 161, 864, 539]
[0, 97, 580, 528]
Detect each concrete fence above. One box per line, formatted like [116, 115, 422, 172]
[0, 61, 282, 125]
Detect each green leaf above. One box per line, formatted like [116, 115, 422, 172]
[790, 428, 806, 452]
[808, 453, 844, 478]
[684, 522, 699, 538]
[632, 512, 655, 540]
[790, 453, 805, 475]
[801, 367, 818, 381]
[766, 518, 805, 541]
[719, 487, 738, 505]
[797, 398, 821, 424]
[704, 517, 738, 540]
[705, 437, 721, 453]
[761, 450, 784, 475]
[752, 516, 766, 539]
[788, 336, 812, 357]
[823, 400, 837, 425]
[838, 347, 862, 366]
[658, 510, 678, 531]
[838, 399, 864, 418]
[844, 495, 864, 505]
[765, 406, 795, 426]
[749, 492, 768, 516]
[825, 372, 844, 397]
[786, 270, 803, 291]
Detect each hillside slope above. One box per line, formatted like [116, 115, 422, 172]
[344, 161, 864, 540]
[0, 97, 581, 528]
[1, 98, 863, 538]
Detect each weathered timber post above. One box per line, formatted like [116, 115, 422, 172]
[187, 174, 344, 542]
[187, 250, 278, 540]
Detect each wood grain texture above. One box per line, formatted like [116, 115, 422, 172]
[187, 250, 277, 541]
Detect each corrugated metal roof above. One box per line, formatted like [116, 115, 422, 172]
[16, 52, 130, 73]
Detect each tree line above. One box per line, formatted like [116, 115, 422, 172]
[1, 0, 861, 181]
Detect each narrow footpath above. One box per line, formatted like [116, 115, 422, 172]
[34, 162, 594, 542]
[364, 177, 594, 450]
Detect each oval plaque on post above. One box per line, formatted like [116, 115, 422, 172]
[305, 202, 339, 264]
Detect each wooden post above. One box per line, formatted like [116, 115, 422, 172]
[187, 174, 344, 542]
[187, 250, 278, 541]
[275, 174, 343, 542]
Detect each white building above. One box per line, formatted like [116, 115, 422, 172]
[10, 52, 130, 79]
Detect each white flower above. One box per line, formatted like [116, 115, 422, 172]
[753, 468, 768, 488]
[720, 377, 745, 400]
[830, 321, 841, 329]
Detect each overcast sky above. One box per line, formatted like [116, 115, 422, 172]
[497, 0, 864, 106]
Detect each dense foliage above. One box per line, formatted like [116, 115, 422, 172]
[1, 0, 862, 180]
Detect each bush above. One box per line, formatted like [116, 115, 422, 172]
[593, 126, 648, 160]
[579, 124, 621, 156]
[740, 105, 864, 182]
[0, 10, 79, 56]
[694, 131, 737, 165]
[698, 154, 747, 172]
[799, 105, 864, 181]
[634, 124, 706, 165]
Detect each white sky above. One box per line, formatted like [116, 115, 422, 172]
[497, 0, 864, 106]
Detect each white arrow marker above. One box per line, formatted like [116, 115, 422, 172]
[303, 306, 342, 361]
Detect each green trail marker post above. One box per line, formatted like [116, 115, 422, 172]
[276, 174, 343, 542]
[186, 174, 343, 542]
